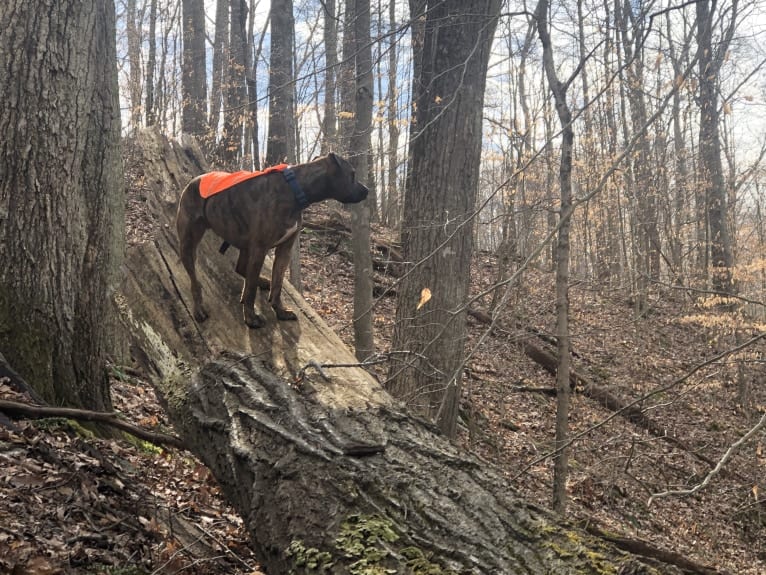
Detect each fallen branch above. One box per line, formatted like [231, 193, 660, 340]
[582, 521, 726, 575]
[0, 399, 186, 450]
[648, 411, 766, 505]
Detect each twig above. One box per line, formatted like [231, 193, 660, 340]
[648, 411, 766, 505]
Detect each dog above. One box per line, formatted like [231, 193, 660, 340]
[176, 153, 369, 328]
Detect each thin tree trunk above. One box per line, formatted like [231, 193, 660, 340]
[209, 0, 229, 148]
[536, 0, 574, 515]
[350, 0, 375, 361]
[385, 0, 400, 228]
[126, 0, 143, 132]
[321, 0, 338, 153]
[249, 10, 270, 171]
[145, 0, 158, 126]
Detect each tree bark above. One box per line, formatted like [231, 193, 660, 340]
[348, 0, 375, 361]
[535, 0, 574, 515]
[209, 0, 229, 145]
[616, 0, 660, 313]
[221, 0, 249, 167]
[321, 0, 338, 154]
[181, 0, 208, 138]
[145, 0, 159, 126]
[696, 0, 737, 295]
[126, 0, 144, 133]
[387, 0, 502, 437]
[0, 0, 123, 410]
[266, 0, 296, 165]
[117, 131, 699, 575]
[384, 0, 400, 228]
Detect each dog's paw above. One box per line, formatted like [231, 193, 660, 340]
[274, 307, 298, 321]
[243, 308, 266, 329]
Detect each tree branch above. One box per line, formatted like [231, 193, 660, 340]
[0, 399, 186, 450]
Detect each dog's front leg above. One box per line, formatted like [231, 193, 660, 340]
[241, 246, 268, 328]
[236, 248, 272, 290]
[269, 237, 298, 321]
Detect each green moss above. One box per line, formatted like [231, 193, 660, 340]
[335, 514, 398, 574]
[401, 546, 458, 574]
[285, 540, 335, 573]
[539, 526, 618, 575]
[286, 515, 458, 574]
[122, 432, 163, 455]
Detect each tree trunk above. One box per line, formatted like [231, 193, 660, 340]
[181, 0, 208, 138]
[145, 0, 159, 126]
[387, 0, 502, 438]
[118, 130, 692, 575]
[349, 0, 375, 361]
[209, 0, 229, 146]
[384, 0, 400, 228]
[0, 0, 123, 410]
[536, 0, 574, 515]
[221, 0, 248, 168]
[697, 0, 737, 295]
[266, 0, 296, 165]
[126, 0, 143, 133]
[321, 0, 338, 154]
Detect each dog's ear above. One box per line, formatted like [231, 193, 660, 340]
[328, 152, 341, 168]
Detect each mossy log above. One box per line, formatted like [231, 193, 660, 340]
[117, 131, 706, 574]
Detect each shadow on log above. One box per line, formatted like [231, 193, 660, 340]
[116, 130, 711, 574]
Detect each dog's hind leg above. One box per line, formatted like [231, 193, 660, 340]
[177, 216, 209, 322]
[268, 236, 298, 321]
[241, 246, 268, 328]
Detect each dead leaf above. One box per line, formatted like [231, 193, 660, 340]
[416, 288, 432, 310]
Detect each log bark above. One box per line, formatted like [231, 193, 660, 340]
[116, 131, 711, 574]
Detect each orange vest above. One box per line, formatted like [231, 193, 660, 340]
[198, 164, 289, 199]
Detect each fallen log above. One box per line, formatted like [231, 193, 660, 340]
[115, 130, 717, 574]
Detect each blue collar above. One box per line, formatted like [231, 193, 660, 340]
[283, 167, 309, 210]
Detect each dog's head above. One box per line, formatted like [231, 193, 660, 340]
[326, 153, 369, 204]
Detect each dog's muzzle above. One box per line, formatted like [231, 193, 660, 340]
[346, 183, 369, 204]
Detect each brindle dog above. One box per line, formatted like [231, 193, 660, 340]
[176, 153, 369, 328]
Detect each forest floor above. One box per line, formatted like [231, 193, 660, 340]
[2, 156, 766, 573]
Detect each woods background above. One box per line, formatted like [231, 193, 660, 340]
[2, 0, 766, 572]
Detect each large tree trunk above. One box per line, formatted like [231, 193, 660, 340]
[697, 0, 737, 295]
[0, 0, 123, 409]
[118, 130, 692, 575]
[181, 0, 208, 138]
[266, 0, 296, 165]
[387, 0, 502, 437]
[221, 0, 248, 168]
